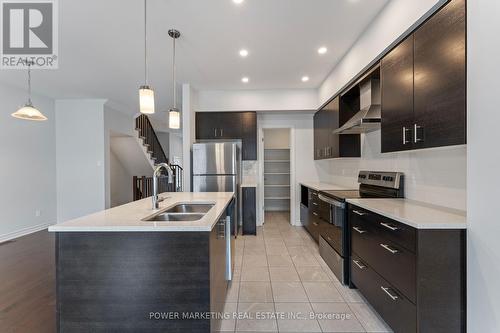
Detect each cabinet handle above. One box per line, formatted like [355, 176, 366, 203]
[327, 236, 332, 241]
[352, 210, 366, 216]
[220, 128, 223, 137]
[380, 243, 399, 254]
[214, 128, 217, 137]
[312, 202, 318, 206]
[380, 222, 399, 231]
[312, 212, 318, 216]
[353, 260, 366, 270]
[313, 222, 319, 226]
[381, 286, 399, 301]
[402, 126, 410, 145]
[353, 226, 367, 234]
[414, 124, 423, 143]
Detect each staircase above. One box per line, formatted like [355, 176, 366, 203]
[133, 114, 183, 200]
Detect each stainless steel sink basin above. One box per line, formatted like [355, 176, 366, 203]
[143, 213, 205, 222]
[164, 203, 214, 214]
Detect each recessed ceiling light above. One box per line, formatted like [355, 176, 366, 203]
[301, 76, 310, 82]
[318, 46, 328, 55]
[233, 0, 244, 4]
[241, 77, 249, 83]
[239, 49, 249, 57]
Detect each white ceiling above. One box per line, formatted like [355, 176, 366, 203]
[0, 0, 389, 115]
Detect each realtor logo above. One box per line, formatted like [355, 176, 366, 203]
[1, 0, 58, 68]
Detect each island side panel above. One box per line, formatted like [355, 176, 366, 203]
[56, 232, 210, 333]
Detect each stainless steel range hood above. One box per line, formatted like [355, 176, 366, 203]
[333, 79, 381, 135]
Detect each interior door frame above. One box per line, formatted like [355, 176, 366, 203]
[258, 124, 296, 226]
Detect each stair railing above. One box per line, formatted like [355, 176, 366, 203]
[135, 114, 168, 165]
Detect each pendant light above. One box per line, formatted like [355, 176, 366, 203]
[11, 61, 47, 121]
[168, 29, 180, 129]
[139, 0, 154, 114]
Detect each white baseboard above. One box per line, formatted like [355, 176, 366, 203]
[0, 222, 53, 244]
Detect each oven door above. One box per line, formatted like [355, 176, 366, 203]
[318, 194, 346, 257]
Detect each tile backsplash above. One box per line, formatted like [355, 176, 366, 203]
[242, 160, 258, 185]
[314, 130, 466, 210]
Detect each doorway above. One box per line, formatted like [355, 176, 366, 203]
[262, 129, 291, 224]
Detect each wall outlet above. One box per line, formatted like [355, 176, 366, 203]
[35, 209, 41, 217]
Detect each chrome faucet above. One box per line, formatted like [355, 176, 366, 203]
[152, 163, 174, 209]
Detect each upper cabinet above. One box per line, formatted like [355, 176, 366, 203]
[195, 111, 257, 160]
[381, 0, 466, 152]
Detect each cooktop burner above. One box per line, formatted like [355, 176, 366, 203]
[321, 190, 361, 201]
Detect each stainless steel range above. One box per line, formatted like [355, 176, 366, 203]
[318, 171, 404, 286]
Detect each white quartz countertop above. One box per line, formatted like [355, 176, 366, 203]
[48, 192, 235, 232]
[299, 181, 352, 191]
[346, 198, 467, 229]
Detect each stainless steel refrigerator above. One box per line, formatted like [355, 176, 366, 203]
[192, 141, 241, 236]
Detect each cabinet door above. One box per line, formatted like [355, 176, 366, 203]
[414, 0, 466, 149]
[313, 111, 322, 160]
[242, 187, 256, 235]
[381, 35, 415, 153]
[219, 112, 243, 139]
[323, 98, 340, 158]
[196, 112, 220, 139]
[210, 217, 228, 332]
[241, 112, 257, 160]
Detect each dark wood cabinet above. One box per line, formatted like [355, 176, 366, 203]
[381, 0, 466, 152]
[349, 204, 466, 333]
[413, 0, 466, 149]
[195, 111, 257, 160]
[381, 35, 415, 153]
[210, 216, 229, 332]
[313, 96, 360, 160]
[242, 186, 256, 235]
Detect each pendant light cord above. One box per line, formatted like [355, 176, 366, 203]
[27, 61, 32, 105]
[144, 0, 148, 85]
[172, 32, 176, 109]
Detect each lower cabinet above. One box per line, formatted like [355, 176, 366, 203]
[349, 204, 466, 333]
[242, 187, 256, 235]
[210, 216, 229, 332]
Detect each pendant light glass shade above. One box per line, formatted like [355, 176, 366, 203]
[139, 85, 155, 114]
[11, 61, 47, 121]
[169, 107, 180, 129]
[11, 103, 47, 121]
[139, 0, 154, 114]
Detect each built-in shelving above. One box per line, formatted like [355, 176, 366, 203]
[264, 148, 290, 211]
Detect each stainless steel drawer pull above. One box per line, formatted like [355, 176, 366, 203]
[312, 222, 319, 226]
[312, 202, 318, 206]
[353, 227, 366, 234]
[381, 286, 399, 301]
[402, 126, 410, 145]
[353, 260, 365, 269]
[380, 222, 399, 231]
[380, 243, 399, 254]
[312, 212, 318, 216]
[353, 210, 366, 216]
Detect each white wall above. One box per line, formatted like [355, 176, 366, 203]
[467, 0, 500, 330]
[156, 131, 170, 158]
[197, 89, 318, 111]
[109, 149, 133, 207]
[0, 83, 57, 241]
[258, 112, 320, 225]
[319, 0, 444, 105]
[317, 131, 466, 210]
[55, 99, 106, 222]
[182, 84, 197, 191]
[264, 128, 291, 149]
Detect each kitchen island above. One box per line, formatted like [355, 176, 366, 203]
[49, 192, 235, 333]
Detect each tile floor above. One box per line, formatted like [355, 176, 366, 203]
[218, 211, 393, 333]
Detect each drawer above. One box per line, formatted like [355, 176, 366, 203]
[351, 253, 416, 333]
[320, 236, 346, 285]
[350, 205, 416, 253]
[320, 222, 342, 254]
[306, 209, 321, 242]
[351, 218, 416, 303]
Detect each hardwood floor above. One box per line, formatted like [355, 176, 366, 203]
[0, 230, 55, 333]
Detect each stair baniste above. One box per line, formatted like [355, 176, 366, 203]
[133, 115, 183, 199]
[135, 114, 168, 164]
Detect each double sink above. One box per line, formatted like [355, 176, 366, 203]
[143, 203, 214, 222]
